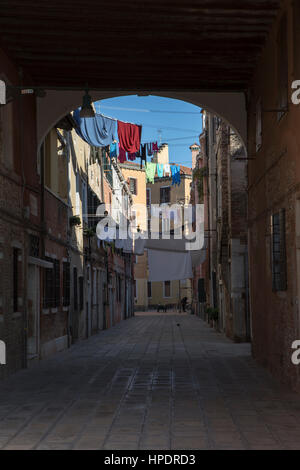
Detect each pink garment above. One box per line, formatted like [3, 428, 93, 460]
[118, 144, 127, 163]
[152, 142, 159, 152]
[117, 121, 142, 153]
[128, 152, 136, 161]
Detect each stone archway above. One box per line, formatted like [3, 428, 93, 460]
[37, 90, 247, 150]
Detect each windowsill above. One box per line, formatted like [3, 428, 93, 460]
[42, 307, 59, 314]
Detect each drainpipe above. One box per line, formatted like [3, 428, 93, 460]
[40, 142, 45, 257]
[17, 69, 28, 370]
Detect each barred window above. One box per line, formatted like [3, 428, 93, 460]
[160, 186, 170, 204]
[73, 267, 78, 311]
[54, 260, 60, 307]
[164, 280, 171, 298]
[13, 248, 19, 312]
[62, 262, 70, 307]
[271, 209, 287, 291]
[129, 178, 137, 195]
[29, 234, 40, 258]
[43, 258, 60, 308]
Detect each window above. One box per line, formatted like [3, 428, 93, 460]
[198, 278, 206, 303]
[277, 14, 288, 120]
[44, 258, 60, 308]
[102, 148, 113, 187]
[73, 267, 78, 311]
[62, 262, 70, 307]
[0, 101, 14, 170]
[29, 234, 40, 258]
[256, 98, 262, 152]
[146, 188, 151, 207]
[160, 186, 171, 204]
[79, 276, 84, 310]
[13, 248, 19, 312]
[82, 179, 88, 223]
[164, 280, 171, 298]
[54, 260, 60, 307]
[271, 209, 287, 291]
[129, 178, 137, 195]
[147, 281, 152, 298]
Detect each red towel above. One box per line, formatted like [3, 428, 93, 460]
[117, 121, 142, 153]
[118, 144, 127, 163]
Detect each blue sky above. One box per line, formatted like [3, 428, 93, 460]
[94, 95, 202, 167]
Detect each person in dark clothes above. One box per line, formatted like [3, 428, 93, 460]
[181, 297, 188, 312]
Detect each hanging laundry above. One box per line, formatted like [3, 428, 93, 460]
[140, 144, 147, 168]
[128, 152, 137, 161]
[147, 249, 193, 282]
[164, 163, 171, 176]
[110, 142, 117, 158]
[118, 144, 127, 163]
[73, 109, 116, 147]
[145, 162, 157, 184]
[117, 121, 142, 153]
[171, 165, 181, 186]
[152, 142, 159, 152]
[157, 163, 164, 178]
[147, 143, 153, 157]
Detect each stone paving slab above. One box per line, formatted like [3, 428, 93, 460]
[0, 313, 300, 449]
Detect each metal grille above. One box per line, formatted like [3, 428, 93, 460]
[73, 267, 78, 311]
[272, 209, 287, 291]
[129, 178, 137, 195]
[63, 262, 70, 307]
[43, 258, 60, 308]
[13, 248, 19, 312]
[160, 187, 170, 204]
[29, 234, 40, 257]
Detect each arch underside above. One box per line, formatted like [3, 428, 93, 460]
[37, 90, 247, 150]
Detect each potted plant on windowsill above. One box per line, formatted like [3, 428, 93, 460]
[69, 215, 81, 227]
[83, 226, 96, 238]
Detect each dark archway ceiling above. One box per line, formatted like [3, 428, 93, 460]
[0, 0, 280, 91]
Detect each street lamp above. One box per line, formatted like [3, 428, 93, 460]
[79, 89, 95, 118]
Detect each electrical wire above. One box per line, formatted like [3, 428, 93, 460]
[99, 105, 201, 115]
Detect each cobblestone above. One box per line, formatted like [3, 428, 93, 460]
[0, 312, 300, 450]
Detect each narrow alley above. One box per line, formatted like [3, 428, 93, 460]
[0, 312, 299, 451]
[2, 0, 300, 455]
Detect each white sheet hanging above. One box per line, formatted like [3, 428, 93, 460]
[147, 249, 193, 282]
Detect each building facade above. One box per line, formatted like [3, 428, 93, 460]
[146, 144, 193, 310]
[191, 112, 250, 342]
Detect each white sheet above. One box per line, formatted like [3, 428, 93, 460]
[147, 249, 193, 282]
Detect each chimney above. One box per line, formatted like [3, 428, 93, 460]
[189, 143, 200, 169]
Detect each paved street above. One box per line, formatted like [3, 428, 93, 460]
[0, 312, 300, 450]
